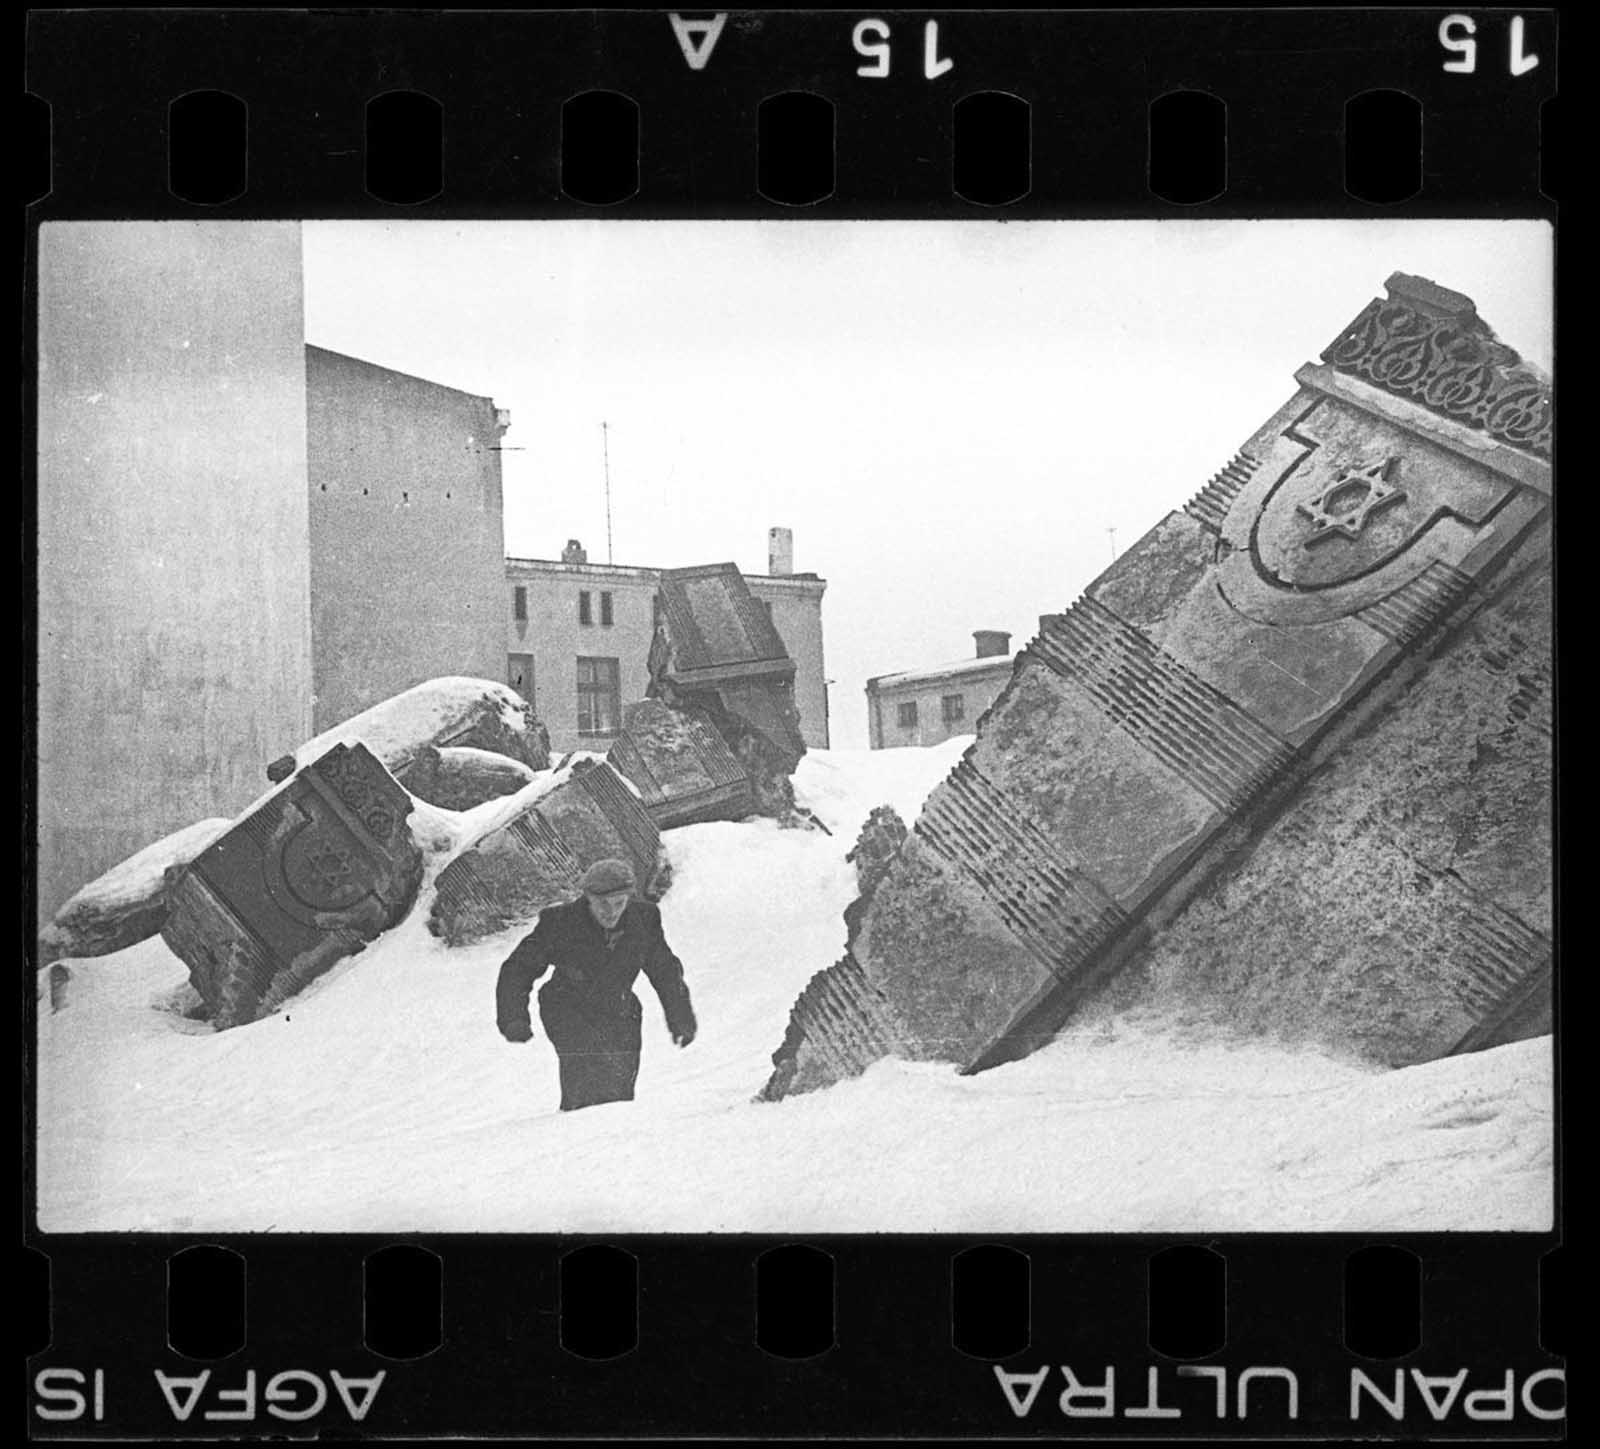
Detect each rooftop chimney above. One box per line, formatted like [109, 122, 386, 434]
[561, 538, 588, 564]
[974, 629, 1011, 659]
[768, 526, 794, 577]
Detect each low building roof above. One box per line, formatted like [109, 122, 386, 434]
[506, 556, 825, 589]
[867, 654, 1016, 691]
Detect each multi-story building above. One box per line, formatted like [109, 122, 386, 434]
[866, 631, 1017, 749]
[507, 529, 829, 754]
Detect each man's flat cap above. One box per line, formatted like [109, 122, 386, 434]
[579, 858, 636, 894]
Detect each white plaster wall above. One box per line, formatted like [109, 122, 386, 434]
[37, 222, 313, 921]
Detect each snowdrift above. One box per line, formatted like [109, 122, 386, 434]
[35, 741, 1552, 1233]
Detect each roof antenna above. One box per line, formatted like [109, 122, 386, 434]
[602, 421, 614, 564]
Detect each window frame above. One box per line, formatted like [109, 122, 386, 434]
[600, 590, 614, 626]
[897, 700, 919, 730]
[512, 585, 527, 621]
[576, 656, 622, 738]
[941, 693, 965, 724]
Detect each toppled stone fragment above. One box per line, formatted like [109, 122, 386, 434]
[398, 745, 538, 812]
[269, 677, 551, 783]
[845, 805, 909, 898]
[606, 699, 753, 828]
[762, 274, 1553, 1101]
[428, 761, 664, 945]
[1088, 557, 1553, 1068]
[648, 563, 806, 816]
[36, 817, 233, 967]
[161, 744, 423, 1030]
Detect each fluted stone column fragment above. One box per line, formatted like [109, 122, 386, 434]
[762, 273, 1553, 1100]
[428, 761, 664, 945]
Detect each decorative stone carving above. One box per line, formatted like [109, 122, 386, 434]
[762, 274, 1551, 1101]
[428, 761, 664, 945]
[1320, 272, 1552, 458]
[161, 744, 423, 1030]
[605, 699, 753, 828]
[648, 563, 807, 817]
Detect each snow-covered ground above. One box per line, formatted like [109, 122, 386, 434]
[35, 738, 1553, 1233]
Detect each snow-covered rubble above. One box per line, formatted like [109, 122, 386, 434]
[37, 818, 234, 966]
[34, 738, 1552, 1233]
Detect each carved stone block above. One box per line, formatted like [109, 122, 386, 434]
[428, 761, 664, 945]
[762, 274, 1552, 1100]
[397, 745, 537, 812]
[161, 744, 423, 1030]
[648, 563, 806, 816]
[606, 699, 753, 828]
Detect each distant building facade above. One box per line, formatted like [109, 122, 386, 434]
[305, 346, 510, 733]
[507, 532, 829, 754]
[866, 631, 1016, 749]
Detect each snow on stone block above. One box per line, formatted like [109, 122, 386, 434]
[36, 817, 233, 967]
[266, 676, 551, 784]
[606, 699, 753, 829]
[762, 273, 1554, 1100]
[161, 743, 423, 1030]
[428, 761, 664, 946]
[397, 745, 538, 812]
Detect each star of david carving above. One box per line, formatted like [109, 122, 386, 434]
[1296, 455, 1407, 546]
[304, 842, 353, 894]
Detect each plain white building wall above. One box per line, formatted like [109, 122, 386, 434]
[36, 222, 314, 921]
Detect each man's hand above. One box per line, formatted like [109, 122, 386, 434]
[671, 1022, 697, 1048]
[500, 1021, 533, 1043]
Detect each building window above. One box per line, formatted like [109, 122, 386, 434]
[897, 701, 919, 730]
[942, 693, 965, 724]
[513, 585, 527, 621]
[508, 653, 535, 707]
[600, 590, 614, 626]
[577, 657, 621, 737]
[578, 590, 592, 625]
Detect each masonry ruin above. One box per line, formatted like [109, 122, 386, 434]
[647, 563, 808, 816]
[162, 743, 424, 1030]
[606, 699, 754, 828]
[428, 761, 664, 945]
[762, 273, 1553, 1101]
[265, 678, 550, 785]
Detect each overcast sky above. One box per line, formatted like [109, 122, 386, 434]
[302, 219, 1551, 749]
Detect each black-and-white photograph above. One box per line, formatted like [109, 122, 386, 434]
[35, 217, 1552, 1233]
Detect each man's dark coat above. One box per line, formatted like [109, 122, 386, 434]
[496, 897, 696, 1110]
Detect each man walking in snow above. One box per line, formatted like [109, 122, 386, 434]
[495, 858, 697, 1111]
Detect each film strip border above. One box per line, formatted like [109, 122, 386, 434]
[23, 11, 1558, 216]
[26, 1236, 1565, 1434]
